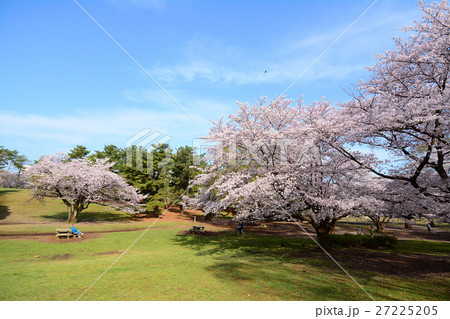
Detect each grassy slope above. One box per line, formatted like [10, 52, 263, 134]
[0, 221, 192, 234]
[0, 188, 449, 301]
[0, 188, 192, 233]
[0, 188, 130, 223]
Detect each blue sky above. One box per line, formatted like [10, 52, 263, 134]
[0, 0, 423, 162]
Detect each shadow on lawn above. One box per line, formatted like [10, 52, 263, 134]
[173, 232, 374, 300]
[0, 204, 11, 220]
[174, 231, 450, 278]
[0, 189, 18, 220]
[173, 232, 450, 300]
[204, 257, 369, 300]
[0, 189, 19, 195]
[173, 231, 317, 260]
[328, 249, 450, 277]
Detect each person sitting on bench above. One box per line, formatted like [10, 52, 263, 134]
[71, 225, 83, 238]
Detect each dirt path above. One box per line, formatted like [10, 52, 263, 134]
[1, 209, 449, 244]
[0, 210, 219, 243]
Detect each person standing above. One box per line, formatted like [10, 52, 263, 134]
[236, 221, 244, 236]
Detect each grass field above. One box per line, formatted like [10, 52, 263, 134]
[0, 188, 132, 223]
[1, 188, 449, 301]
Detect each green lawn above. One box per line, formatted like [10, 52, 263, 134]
[0, 188, 192, 234]
[385, 239, 450, 255]
[1, 188, 449, 301]
[0, 188, 132, 223]
[0, 220, 192, 234]
[0, 229, 449, 301]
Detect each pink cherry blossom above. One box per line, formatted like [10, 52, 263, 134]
[25, 153, 146, 223]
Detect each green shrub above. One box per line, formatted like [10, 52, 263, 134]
[331, 234, 397, 248]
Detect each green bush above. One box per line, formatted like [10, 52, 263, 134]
[331, 234, 397, 248]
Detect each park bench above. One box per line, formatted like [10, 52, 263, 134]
[189, 225, 206, 234]
[56, 229, 74, 239]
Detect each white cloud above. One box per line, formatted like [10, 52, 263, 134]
[122, 87, 237, 116]
[0, 92, 237, 160]
[0, 107, 209, 149]
[149, 45, 365, 87]
[151, 60, 264, 85]
[147, 5, 422, 88]
[123, 88, 175, 105]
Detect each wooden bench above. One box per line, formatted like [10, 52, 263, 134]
[56, 229, 74, 239]
[189, 225, 206, 234]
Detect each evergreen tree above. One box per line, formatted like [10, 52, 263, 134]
[92, 144, 126, 173]
[145, 144, 173, 215]
[12, 154, 28, 187]
[68, 145, 90, 159]
[171, 146, 205, 198]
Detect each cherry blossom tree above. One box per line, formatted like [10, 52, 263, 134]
[25, 154, 146, 223]
[185, 97, 379, 250]
[380, 178, 449, 226]
[335, 0, 450, 211]
[185, 1, 450, 248]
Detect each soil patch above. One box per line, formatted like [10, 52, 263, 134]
[333, 249, 450, 276]
[50, 253, 73, 260]
[0, 233, 103, 243]
[133, 210, 193, 223]
[292, 248, 450, 277]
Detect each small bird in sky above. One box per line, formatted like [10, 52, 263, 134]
[264, 70, 267, 73]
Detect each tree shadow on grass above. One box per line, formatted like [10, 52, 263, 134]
[0, 204, 11, 220]
[328, 249, 450, 277]
[0, 188, 19, 195]
[207, 258, 369, 300]
[0, 189, 18, 220]
[173, 231, 450, 299]
[174, 232, 450, 280]
[206, 260, 254, 281]
[40, 211, 134, 222]
[173, 230, 317, 261]
[173, 233, 371, 300]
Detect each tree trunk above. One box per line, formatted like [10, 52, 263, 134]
[65, 200, 88, 224]
[316, 228, 332, 251]
[164, 197, 170, 209]
[15, 169, 22, 188]
[154, 206, 161, 217]
[375, 216, 391, 233]
[67, 205, 80, 224]
[368, 215, 391, 233]
[314, 219, 336, 252]
[376, 222, 384, 232]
